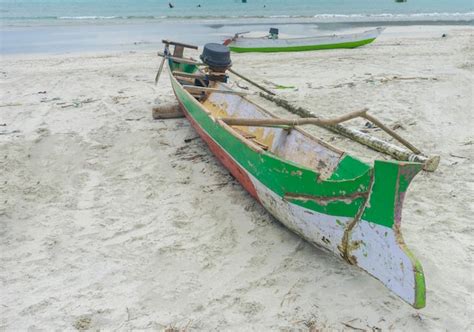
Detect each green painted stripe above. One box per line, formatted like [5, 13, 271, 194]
[362, 161, 422, 228]
[229, 38, 376, 53]
[172, 77, 370, 218]
[170, 63, 422, 229]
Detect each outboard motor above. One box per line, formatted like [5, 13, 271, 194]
[200, 43, 232, 83]
[269, 27, 279, 39]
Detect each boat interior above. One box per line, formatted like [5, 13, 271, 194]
[170, 60, 371, 181]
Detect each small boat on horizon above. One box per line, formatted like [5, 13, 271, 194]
[224, 27, 385, 53]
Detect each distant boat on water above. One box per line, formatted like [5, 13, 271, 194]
[225, 27, 385, 53]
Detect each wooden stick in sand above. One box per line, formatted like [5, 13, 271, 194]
[155, 55, 167, 85]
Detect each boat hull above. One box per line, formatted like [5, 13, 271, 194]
[168, 63, 425, 308]
[230, 38, 376, 53]
[229, 28, 383, 53]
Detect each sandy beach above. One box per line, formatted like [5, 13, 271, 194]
[1, 25, 473, 330]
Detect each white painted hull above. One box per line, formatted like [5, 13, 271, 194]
[229, 27, 384, 50]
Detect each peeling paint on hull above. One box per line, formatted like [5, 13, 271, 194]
[177, 99, 260, 202]
[167, 60, 426, 308]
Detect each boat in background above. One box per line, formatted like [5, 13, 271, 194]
[155, 40, 426, 308]
[224, 27, 385, 53]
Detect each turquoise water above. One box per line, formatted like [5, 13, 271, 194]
[1, 0, 473, 25]
[1, 0, 472, 54]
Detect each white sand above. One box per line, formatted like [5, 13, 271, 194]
[1, 25, 473, 330]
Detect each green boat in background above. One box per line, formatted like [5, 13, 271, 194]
[225, 27, 385, 53]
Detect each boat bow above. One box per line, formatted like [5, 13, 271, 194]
[160, 44, 426, 308]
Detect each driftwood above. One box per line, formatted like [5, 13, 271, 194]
[259, 93, 440, 172]
[152, 102, 184, 119]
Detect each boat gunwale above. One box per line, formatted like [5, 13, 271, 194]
[167, 60, 377, 181]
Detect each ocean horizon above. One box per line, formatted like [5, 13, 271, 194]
[1, 0, 473, 54]
[1, 0, 473, 26]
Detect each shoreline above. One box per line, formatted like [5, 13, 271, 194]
[2, 16, 473, 28]
[1, 21, 473, 56]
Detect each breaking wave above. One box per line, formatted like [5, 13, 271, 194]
[2, 12, 473, 23]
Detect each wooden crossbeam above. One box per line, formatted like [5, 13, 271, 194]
[182, 85, 249, 96]
[220, 109, 368, 127]
[162, 40, 198, 50]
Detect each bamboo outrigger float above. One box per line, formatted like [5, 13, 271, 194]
[224, 27, 385, 53]
[154, 40, 435, 308]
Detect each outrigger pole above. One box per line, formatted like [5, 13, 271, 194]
[155, 43, 440, 172]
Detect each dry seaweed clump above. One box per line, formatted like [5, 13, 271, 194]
[73, 316, 92, 331]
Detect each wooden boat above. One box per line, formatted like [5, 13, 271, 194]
[157, 41, 426, 308]
[225, 27, 384, 53]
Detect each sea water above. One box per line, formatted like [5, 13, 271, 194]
[1, 0, 473, 25]
[0, 0, 472, 54]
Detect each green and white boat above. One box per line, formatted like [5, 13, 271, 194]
[156, 40, 426, 308]
[225, 27, 384, 53]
